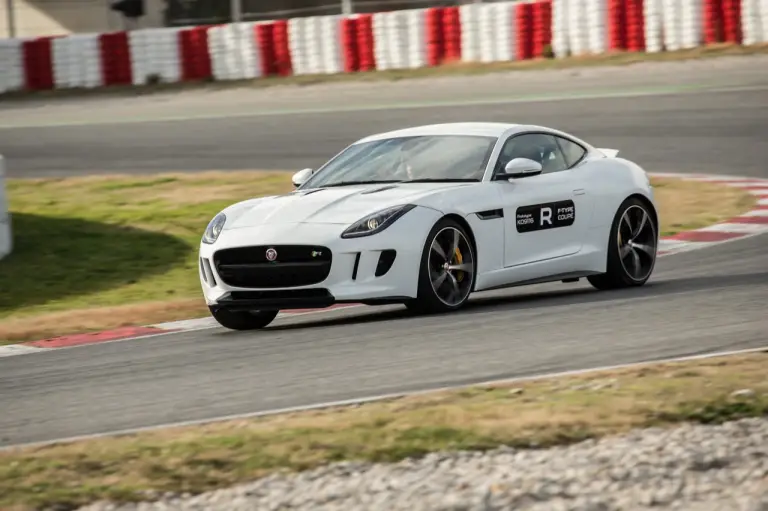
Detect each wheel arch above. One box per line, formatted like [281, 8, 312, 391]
[440, 213, 480, 290]
[626, 193, 659, 234]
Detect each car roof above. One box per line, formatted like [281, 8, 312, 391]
[354, 122, 526, 143]
[351, 123, 596, 153]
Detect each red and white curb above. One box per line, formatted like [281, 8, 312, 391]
[0, 304, 364, 357]
[1, 172, 767, 358]
[652, 173, 768, 255]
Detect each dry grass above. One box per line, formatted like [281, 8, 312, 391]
[0, 172, 755, 343]
[651, 176, 756, 236]
[1, 350, 766, 511]
[2, 43, 767, 102]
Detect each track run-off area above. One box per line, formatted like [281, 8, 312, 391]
[0, 55, 767, 448]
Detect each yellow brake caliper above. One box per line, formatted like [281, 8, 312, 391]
[453, 247, 464, 282]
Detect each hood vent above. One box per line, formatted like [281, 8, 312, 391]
[287, 188, 325, 197]
[361, 185, 399, 195]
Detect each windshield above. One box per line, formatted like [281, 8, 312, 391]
[301, 135, 497, 188]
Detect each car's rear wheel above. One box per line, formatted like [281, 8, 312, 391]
[209, 307, 279, 330]
[406, 218, 476, 314]
[588, 197, 658, 290]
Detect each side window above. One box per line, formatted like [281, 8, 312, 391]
[555, 136, 587, 168]
[496, 133, 569, 175]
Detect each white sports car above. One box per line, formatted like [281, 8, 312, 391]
[199, 122, 658, 330]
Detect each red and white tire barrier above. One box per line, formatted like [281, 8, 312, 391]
[1, 0, 766, 94]
[131, 27, 183, 85]
[0, 39, 24, 93]
[1, 173, 766, 358]
[53, 34, 103, 89]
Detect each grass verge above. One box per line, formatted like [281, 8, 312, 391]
[0, 172, 755, 343]
[1, 43, 767, 102]
[1, 349, 767, 511]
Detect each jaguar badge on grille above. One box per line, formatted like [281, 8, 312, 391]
[265, 248, 278, 261]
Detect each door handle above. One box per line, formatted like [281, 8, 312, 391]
[573, 188, 585, 195]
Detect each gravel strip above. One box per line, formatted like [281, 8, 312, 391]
[79, 418, 768, 511]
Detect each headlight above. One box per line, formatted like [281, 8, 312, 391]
[341, 204, 416, 239]
[202, 212, 227, 244]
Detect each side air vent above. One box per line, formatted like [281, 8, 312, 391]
[351, 252, 361, 280]
[476, 209, 503, 220]
[200, 257, 217, 286]
[375, 250, 397, 277]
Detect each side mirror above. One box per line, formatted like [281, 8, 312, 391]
[291, 168, 313, 188]
[496, 158, 543, 180]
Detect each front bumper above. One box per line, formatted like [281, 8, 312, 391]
[198, 208, 441, 310]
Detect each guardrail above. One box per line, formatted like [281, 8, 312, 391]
[0, 155, 12, 261]
[0, 0, 766, 94]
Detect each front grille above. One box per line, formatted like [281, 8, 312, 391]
[213, 245, 332, 288]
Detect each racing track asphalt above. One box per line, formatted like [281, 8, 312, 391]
[0, 57, 767, 447]
[1, 55, 768, 178]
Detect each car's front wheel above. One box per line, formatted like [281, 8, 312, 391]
[209, 307, 279, 330]
[406, 218, 476, 314]
[588, 197, 658, 290]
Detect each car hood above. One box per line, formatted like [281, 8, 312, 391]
[225, 182, 472, 228]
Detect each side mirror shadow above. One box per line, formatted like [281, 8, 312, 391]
[495, 158, 543, 180]
[291, 168, 313, 188]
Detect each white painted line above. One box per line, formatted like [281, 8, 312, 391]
[741, 209, 768, 217]
[749, 189, 768, 196]
[713, 181, 768, 187]
[758, 198, 768, 206]
[657, 240, 698, 254]
[686, 176, 761, 182]
[658, 241, 721, 254]
[658, 239, 692, 249]
[697, 222, 768, 234]
[151, 317, 216, 331]
[150, 305, 367, 332]
[649, 172, 709, 179]
[0, 344, 46, 357]
[2, 344, 765, 452]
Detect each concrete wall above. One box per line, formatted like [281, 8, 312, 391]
[1, 0, 167, 38]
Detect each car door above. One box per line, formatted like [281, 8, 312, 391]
[493, 133, 593, 268]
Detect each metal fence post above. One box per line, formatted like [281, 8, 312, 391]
[0, 155, 12, 261]
[231, 0, 242, 22]
[6, 0, 16, 38]
[341, 0, 353, 15]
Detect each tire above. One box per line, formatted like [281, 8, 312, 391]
[209, 307, 279, 330]
[587, 197, 658, 291]
[405, 218, 477, 314]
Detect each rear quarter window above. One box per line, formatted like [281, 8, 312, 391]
[555, 137, 587, 168]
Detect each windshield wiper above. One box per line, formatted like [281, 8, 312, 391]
[322, 180, 402, 187]
[399, 178, 478, 183]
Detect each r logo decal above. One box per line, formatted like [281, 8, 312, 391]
[540, 207, 553, 226]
